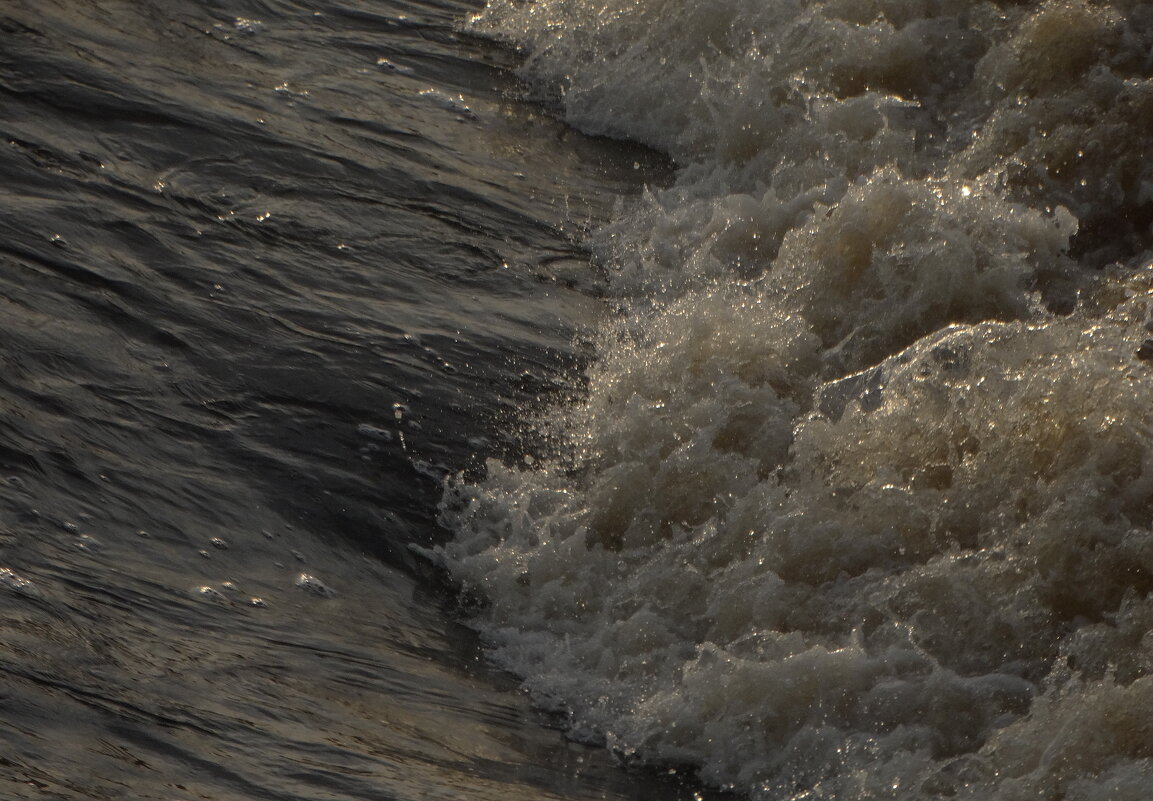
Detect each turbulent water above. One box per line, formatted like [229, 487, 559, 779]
[434, 2, 1153, 800]
[7, 0, 1153, 799]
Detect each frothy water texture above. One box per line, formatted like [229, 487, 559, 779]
[438, 1, 1153, 798]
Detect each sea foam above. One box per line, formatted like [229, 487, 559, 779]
[442, 1, 1153, 798]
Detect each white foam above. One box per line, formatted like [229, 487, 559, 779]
[444, 1, 1153, 797]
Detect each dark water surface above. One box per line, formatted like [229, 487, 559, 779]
[0, 1, 689, 798]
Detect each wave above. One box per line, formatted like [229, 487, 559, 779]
[439, 1, 1153, 798]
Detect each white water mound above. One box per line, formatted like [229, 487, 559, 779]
[442, 1, 1153, 798]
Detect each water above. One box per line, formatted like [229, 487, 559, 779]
[434, 1, 1153, 800]
[0, 1, 691, 799]
[7, 0, 1153, 799]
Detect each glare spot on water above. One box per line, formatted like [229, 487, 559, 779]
[376, 58, 415, 76]
[295, 573, 334, 597]
[0, 567, 39, 598]
[196, 585, 227, 602]
[234, 18, 263, 35]
[76, 534, 101, 552]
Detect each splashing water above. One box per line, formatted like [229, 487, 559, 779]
[440, 1, 1153, 798]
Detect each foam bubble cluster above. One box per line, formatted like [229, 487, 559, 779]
[442, 2, 1153, 798]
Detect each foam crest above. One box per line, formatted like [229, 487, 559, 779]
[444, 0, 1153, 797]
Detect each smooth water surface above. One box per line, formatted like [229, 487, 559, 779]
[0, 1, 692, 799]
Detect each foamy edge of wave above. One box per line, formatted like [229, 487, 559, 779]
[445, 2, 1153, 799]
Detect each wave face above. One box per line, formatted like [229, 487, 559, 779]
[439, 1, 1153, 798]
[1, 1, 695, 798]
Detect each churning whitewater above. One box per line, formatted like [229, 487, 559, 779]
[436, 1, 1153, 799]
